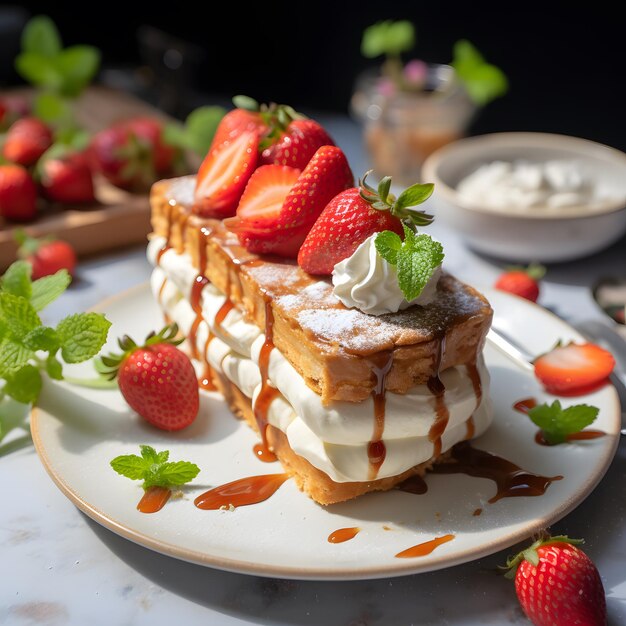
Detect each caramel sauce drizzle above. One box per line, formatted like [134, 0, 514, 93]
[194, 473, 288, 510]
[397, 474, 428, 495]
[252, 298, 279, 460]
[395, 534, 455, 558]
[465, 415, 475, 440]
[189, 275, 209, 360]
[367, 351, 394, 480]
[472, 508, 482, 516]
[328, 527, 360, 544]
[137, 486, 171, 514]
[431, 441, 563, 503]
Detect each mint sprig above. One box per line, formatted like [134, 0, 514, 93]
[163, 106, 226, 157]
[451, 39, 508, 106]
[528, 400, 599, 445]
[0, 260, 111, 405]
[110, 445, 200, 491]
[375, 224, 444, 302]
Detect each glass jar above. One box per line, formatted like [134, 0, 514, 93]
[351, 64, 476, 184]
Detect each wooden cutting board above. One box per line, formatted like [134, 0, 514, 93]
[0, 87, 174, 270]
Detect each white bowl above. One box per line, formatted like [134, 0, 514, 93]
[422, 132, 626, 262]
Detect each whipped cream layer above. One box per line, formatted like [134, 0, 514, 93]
[148, 236, 493, 482]
[332, 233, 442, 315]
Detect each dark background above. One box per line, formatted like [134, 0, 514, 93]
[2, 2, 625, 150]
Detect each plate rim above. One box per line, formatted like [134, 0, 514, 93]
[30, 282, 622, 580]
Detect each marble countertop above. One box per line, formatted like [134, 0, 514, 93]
[2, 117, 625, 626]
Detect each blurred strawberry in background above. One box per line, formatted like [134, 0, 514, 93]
[15, 230, 77, 279]
[0, 164, 38, 222]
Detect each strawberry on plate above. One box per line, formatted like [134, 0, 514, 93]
[99, 324, 199, 431]
[505, 534, 606, 626]
[194, 130, 259, 218]
[227, 145, 353, 257]
[39, 150, 95, 204]
[534, 341, 615, 395]
[16, 231, 77, 279]
[2, 117, 53, 167]
[495, 264, 545, 302]
[0, 164, 37, 222]
[298, 171, 434, 275]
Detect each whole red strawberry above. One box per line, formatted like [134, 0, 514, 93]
[227, 145, 353, 257]
[40, 151, 95, 204]
[2, 117, 53, 166]
[0, 164, 37, 222]
[100, 324, 199, 431]
[90, 117, 177, 191]
[298, 171, 434, 275]
[505, 534, 606, 626]
[16, 231, 77, 279]
[495, 264, 545, 302]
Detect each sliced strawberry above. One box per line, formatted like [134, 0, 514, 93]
[210, 108, 268, 152]
[194, 130, 259, 218]
[534, 342, 615, 395]
[228, 146, 353, 257]
[260, 118, 334, 170]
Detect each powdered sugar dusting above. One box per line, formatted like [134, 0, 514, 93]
[166, 175, 196, 207]
[277, 280, 338, 311]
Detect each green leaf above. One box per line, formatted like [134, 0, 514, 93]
[361, 20, 415, 58]
[30, 270, 72, 311]
[54, 127, 90, 150]
[184, 106, 226, 155]
[56, 313, 111, 363]
[1, 261, 32, 299]
[46, 354, 63, 380]
[528, 400, 599, 445]
[395, 226, 445, 301]
[23, 326, 60, 352]
[374, 230, 403, 265]
[0, 338, 34, 376]
[56, 45, 101, 97]
[452, 39, 508, 106]
[0, 293, 41, 338]
[110, 454, 148, 480]
[33, 92, 72, 124]
[22, 15, 62, 56]
[156, 450, 169, 463]
[377, 176, 392, 204]
[232, 95, 259, 111]
[395, 182, 434, 210]
[140, 445, 160, 464]
[3, 365, 42, 404]
[15, 52, 62, 89]
[146, 461, 200, 489]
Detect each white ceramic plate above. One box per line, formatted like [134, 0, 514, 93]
[31, 284, 621, 580]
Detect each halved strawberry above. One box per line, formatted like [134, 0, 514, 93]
[210, 108, 268, 152]
[227, 146, 353, 257]
[194, 130, 259, 218]
[534, 342, 615, 395]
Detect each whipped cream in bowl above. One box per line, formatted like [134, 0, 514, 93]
[331, 233, 442, 316]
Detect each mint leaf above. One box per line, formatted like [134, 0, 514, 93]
[375, 231, 403, 265]
[33, 92, 72, 125]
[3, 365, 42, 404]
[31, 270, 72, 311]
[0, 338, 34, 376]
[22, 15, 62, 56]
[390, 225, 444, 302]
[111, 446, 199, 491]
[1, 261, 32, 299]
[528, 400, 599, 445]
[46, 354, 63, 380]
[0, 293, 41, 338]
[57, 46, 101, 97]
[15, 53, 61, 89]
[452, 39, 508, 106]
[23, 327, 60, 352]
[110, 454, 148, 480]
[362, 20, 415, 58]
[164, 106, 226, 157]
[56, 313, 111, 363]
[146, 461, 200, 489]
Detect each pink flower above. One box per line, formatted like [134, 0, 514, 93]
[376, 77, 396, 97]
[404, 59, 428, 84]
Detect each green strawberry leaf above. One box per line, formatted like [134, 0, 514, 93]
[3, 365, 42, 404]
[395, 182, 434, 211]
[21, 15, 62, 56]
[1, 261, 32, 300]
[30, 270, 72, 312]
[15, 53, 62, 89]
[56, 46, 101, 97]
[528, 400, 599, 445]
[34, 92, 73, 125]
[56, 313, 111, 363]
[361, 20, 415, 58]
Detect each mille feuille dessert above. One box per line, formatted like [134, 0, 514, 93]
[147, 98, 493, 505]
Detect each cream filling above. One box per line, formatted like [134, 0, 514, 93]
[148, 237, 493, 482]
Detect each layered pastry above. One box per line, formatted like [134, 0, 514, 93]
[147, 99, 493, 505]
